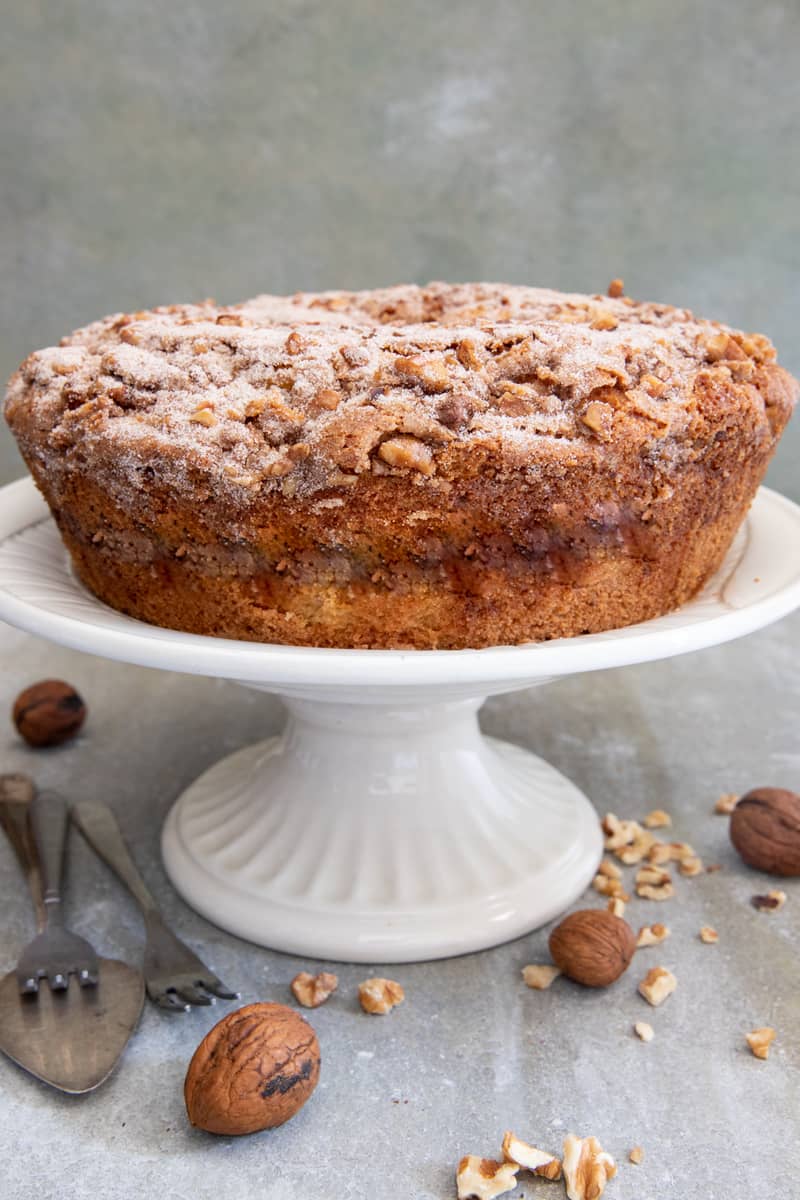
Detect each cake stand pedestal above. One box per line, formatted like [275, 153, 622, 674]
[1, 477, 800, 962]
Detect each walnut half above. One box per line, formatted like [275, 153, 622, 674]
[290, 971, 338, 1008]
[358, 977, 405, 1014]
[456, 1156, 519, 1199]
[562, 1134, 617, 1200]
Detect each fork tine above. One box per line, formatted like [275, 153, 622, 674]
[154, 990, 190, 1013]
[174, 984, 214, 1007]
[202, 978, 240, 1000]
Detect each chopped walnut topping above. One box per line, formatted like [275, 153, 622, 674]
[521, 964, 562, 990]
[641, 373, 667, 397]
[590, 312, 619, 332]
[643, 809, 672, 829]
[562, 1134, 617, 1200]
[314, 387, 341, 410]
[394, 354, 451, 392]
[751, 890, 787, 912]
[607, 278, 625, 298]
[638, 966, 677, 1007]
[746, 1027, 776, 1060]
[597, 857, 622, 880]
[634, 1021, 654, 1042]
[456, 338, 483, 371]
[358, 977, 405, 1014]
[699, 926, 719, 944]
[580, 400, 611, 435]
[679, 855, 704, 877]
[628, 1146, 644, 1165]
[290, 970, 338, 1008]
[636, 923, 670, 948]
[502, 1131, 562, 1179]
[285, 330, 304, 354]
[606, 897, 626, 917]
[377, 435, 435, 475]
[715, 792, 739, 815]
[601, 813, 638, 850]
[456, 1157, 518, 1200]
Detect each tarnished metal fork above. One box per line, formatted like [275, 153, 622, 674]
[72, 800, 237, 1012]
[14, 790, 99, 994]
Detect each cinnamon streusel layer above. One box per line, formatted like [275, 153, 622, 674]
[4, 282, 797, 648]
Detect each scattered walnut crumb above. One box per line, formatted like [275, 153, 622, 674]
[746, 1027, 776, 1060]
[617, 831, 656, 865]
[358, 977, 405, 1015]
[715, 792, 739, 815]
[751, 890, 787, 912]
[635, 866, 674, 901]
[607, 278, 625, 298]
[501, 1131, 562, 1179]
[628, 1146, 645, 1165]
[636, 923, 670, 948]
[377, 435, 435, 475]
[521, 964, 562, 991]
[647, 840, 696, 866]
[597, 857, 622, 880]
[290, 970, 338, 1008]
[606, 896, 626, 918]
[634, 1021, 654, 1042]
[456, 1156, 518, 1200]
[562, 1134, 617, 1200]
[679, 855, 704, 877]
[699, 926, 719, 944]
[638, 966, 677, 1007]
[189, 408, 217, 426]
[590, 312, 618, 332]
[643, 809, 672, 829]
[592, 873, 629, 900]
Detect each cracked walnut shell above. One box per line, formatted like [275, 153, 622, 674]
[549, 909, 636, 987]
[184, 1002, 320, 1135]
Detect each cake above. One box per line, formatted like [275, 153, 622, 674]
[4, 281, 797, 649]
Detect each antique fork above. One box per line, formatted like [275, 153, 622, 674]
[14, 790, 99, 994]
[72, 799, 237, 1011]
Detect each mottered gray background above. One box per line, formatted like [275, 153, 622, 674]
[1, 0, 798, 494]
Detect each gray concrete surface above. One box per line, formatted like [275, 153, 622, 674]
[0, 614, 798, 1198]
[1, 1, 799, 498]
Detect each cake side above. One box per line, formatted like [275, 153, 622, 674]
[4, 282, 797, 649]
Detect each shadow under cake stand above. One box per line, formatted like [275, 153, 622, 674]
[1, 477, 800, 963]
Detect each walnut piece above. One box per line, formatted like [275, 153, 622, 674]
[751, 890, 787, 912]
[358, 977, 405, 1014]
[562, 1134, 617, 1200]
[634, 1021, 654, 1042]
[679, 854, 704, 877]
[629, 1146, 644, 1165]
[746, 1027, 776, 1060]
[502, 1131, 562, 1179]
[597, 857, 622, 880]
[521, 964, 562, 990]
[715, 792, 739, 815]
[635, 865, 674, 901]
[394, 354, 451, 393]
[606, 897, 626, 917]
[607, 278, 625, 298]
[643, 809, 672, 828]
[638, 966, 677, 1007]
[592, 873, 629, 900]
[636, 923, 670, 948]
[699, 926, 719, 944]
[456, 1156, 518, 1199]
[290, 971, 338, 1008]
[377, 435, 435, 475]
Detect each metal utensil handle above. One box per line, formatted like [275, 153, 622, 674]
[72, 800, 158, 915]
[29, 790, 68, 912]
[0, 773, 45, 925]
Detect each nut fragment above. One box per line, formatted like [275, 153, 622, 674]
[502, 1131, 561, 1179]
[606, 897, 626, 917]
[562, 1134, 617, 1200]
[730, 788, 800, 876]
[597, 857, 622, 880]
[189, 407, 217, 426]
[183, 1003, 320, 1135]
[751, 890, 787, 912]
[592, 873, 629, 900]
[715, 792, 739, 815]
[746, 1027, 776, 1060]
[394, 354, 451, 393]
[290, 971, 338, 1008]
[12, 680, 87, 748]
[456, 1157, 518, 1199]
[358, 977, 405, 1014]
[699, 926, 719, 944]
[521, 964, 561, 991]
[629, 1146, 644, 1165]
[633, 1021, 654, 1042]
[635, 866, 674, 901]
[643, 809, 671, 828]
[638, 966, 677, 1007]
[636, 923, 670, 948]
[549, 910, 636, 988]
[607, 278, 624, 298]
[679, 855, 704, 877]
[377, 435, 435, 475]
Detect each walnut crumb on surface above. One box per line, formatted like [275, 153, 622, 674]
[636, 923, 670, 948]
[638, 966, 677, 1007]
[643, 809, 672, 828]
[456, 1156, 518, 1200]
[290, 971, 338, 1008]
[562, 1134, 617, 1200]
[628, 1145, 644, 1165]
[699, 926, 719, 944]
[501, 1131, 562, 1179]
[751, 890, 787, 912]
[634, 1020, 655, 1042]
[521, 964, 562, 990]
[746, 1027, 776, 1059]
[358, 977, 404, 1014]
[606, 896, 626, 917]
[715, 792, 739, 815]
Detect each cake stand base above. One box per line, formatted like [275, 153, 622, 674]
[161, 694, 603, 963]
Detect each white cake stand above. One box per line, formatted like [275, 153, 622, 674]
[1, 476, 800, 963]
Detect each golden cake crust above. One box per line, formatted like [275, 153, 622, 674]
[4, 282, 797, 649]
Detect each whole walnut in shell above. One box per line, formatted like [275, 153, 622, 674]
[184, 1002, 320, 1136]
[549, 909, 636, 987]
[730, 787, 800, 876]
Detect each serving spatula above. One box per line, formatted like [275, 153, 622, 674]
[0, 774, 145, 1094]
